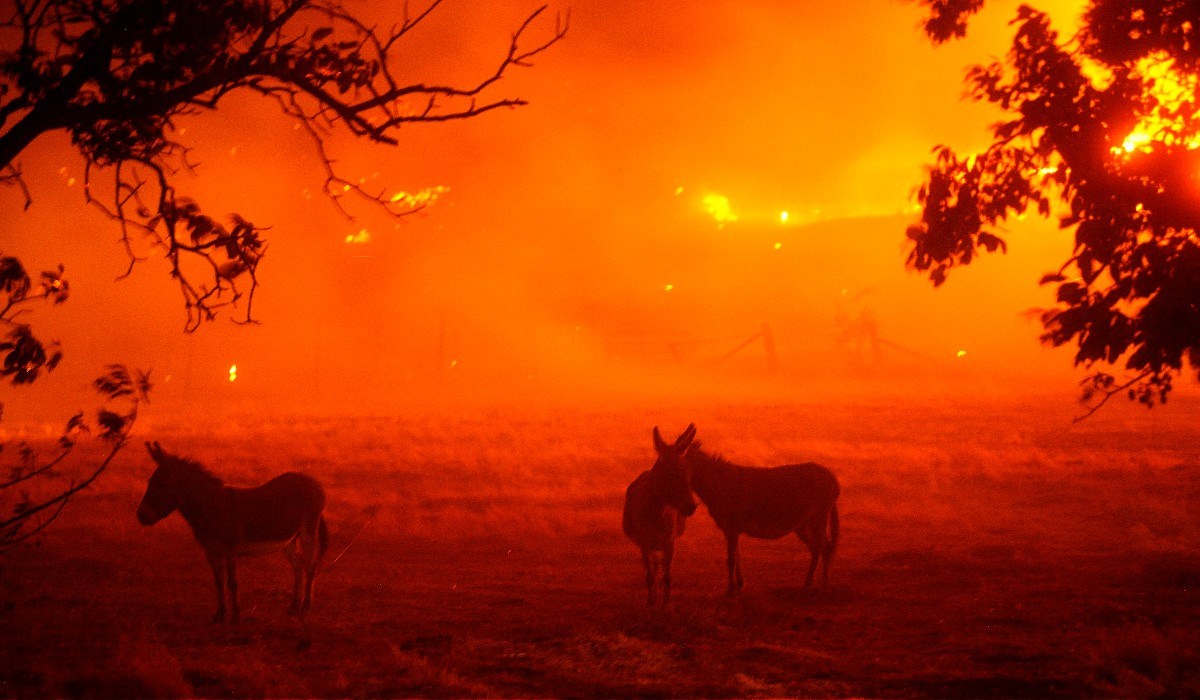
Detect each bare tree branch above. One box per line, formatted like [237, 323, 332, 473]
[0, 0, 566, 332]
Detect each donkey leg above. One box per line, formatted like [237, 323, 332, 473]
[823, 505, 838, 586]
[821, 541, 833, 586]
[796, 527, 821, 588]
[303, 555, 319, 612]
[285, 539, 304, 614]
[663, 540, 675, 605]
[301, 523, 321, 613]
[206, 551, 227, 623]
[225, 557, 240, 624]
[641, 549, 657, 606]
[724, 532, 741, 596]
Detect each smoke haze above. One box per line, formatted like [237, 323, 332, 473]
[1, 0, 1111, 424]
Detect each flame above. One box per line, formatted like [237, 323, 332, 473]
[1111, 53, 1200, 156]
[956, 350, 967, 359]
[228, 364, 237, 382]
[345, 228, 371, 244]
[702, 193, 738, 224]
[389, 185, 449, 208]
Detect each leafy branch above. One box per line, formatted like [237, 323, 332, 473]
[0, 0, 567, 332]
[0, 364, 150, 551]
[909, 0, 1200, 416]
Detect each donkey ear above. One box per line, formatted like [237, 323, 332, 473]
[676, 423, 696, 449]
[652, 426, 668, 453]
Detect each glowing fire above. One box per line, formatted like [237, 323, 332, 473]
[702, 193, 738, 224]
[956, 350, 967, 359]
[389, 185, 449, 208]
[228, 364, 237, 382]
[345, 228, 371, 244]
[1109, 53, 1200, 155]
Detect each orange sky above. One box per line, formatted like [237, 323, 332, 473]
[1, 0, 1108, 424]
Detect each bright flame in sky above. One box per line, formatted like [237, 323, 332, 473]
[228, 364, 238, 382]
[345, 228, 371, 244]
[390, 185, 449, 208]
[702, 194, 738, 224]
[956, 350, 967, 359]
[1119, 131, 1154, 154]
[1111, 53, 1200, 155]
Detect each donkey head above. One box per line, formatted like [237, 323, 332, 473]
[137, 441, 180, 525]
[651, 424, 698, 516]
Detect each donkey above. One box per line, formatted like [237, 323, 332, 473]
[137, 441, 328, 623]
[657, 424, 840, 595]
[624, 430, 698, 605]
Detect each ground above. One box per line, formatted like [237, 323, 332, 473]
[2, 398, 1200, 697]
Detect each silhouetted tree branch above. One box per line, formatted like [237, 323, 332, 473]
[908, 0, 1200, 414]
[0, 363, 150, 551]
[1, 255, 150, 550]
[0, 256, 67, 385]
[0, 0, 567, 332]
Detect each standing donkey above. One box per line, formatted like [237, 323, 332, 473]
[624, 429, 698, 605]
[137, 442, 328, 623]
[657, 424, 840, 595]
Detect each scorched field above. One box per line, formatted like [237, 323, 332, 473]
[3, 398, 1200, 698]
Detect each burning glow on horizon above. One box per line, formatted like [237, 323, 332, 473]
[664, 284, 674, 292]
[780, 210, 789, 223]
[703, 193, 738, 224]
[228, 364, 238, 382]
[956, 350, 967, 359]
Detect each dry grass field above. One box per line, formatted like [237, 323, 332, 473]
[3, 398, 1200, 697]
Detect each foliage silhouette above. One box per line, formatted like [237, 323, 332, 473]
[0, 363, 149, 550]
[909, 0, 1200, 417]
[0, 0, 566, 331]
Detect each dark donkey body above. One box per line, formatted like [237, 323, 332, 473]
[624, 429, 698, 605]
[658, 425, 840, 595]
[137, 442, 328, 623]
